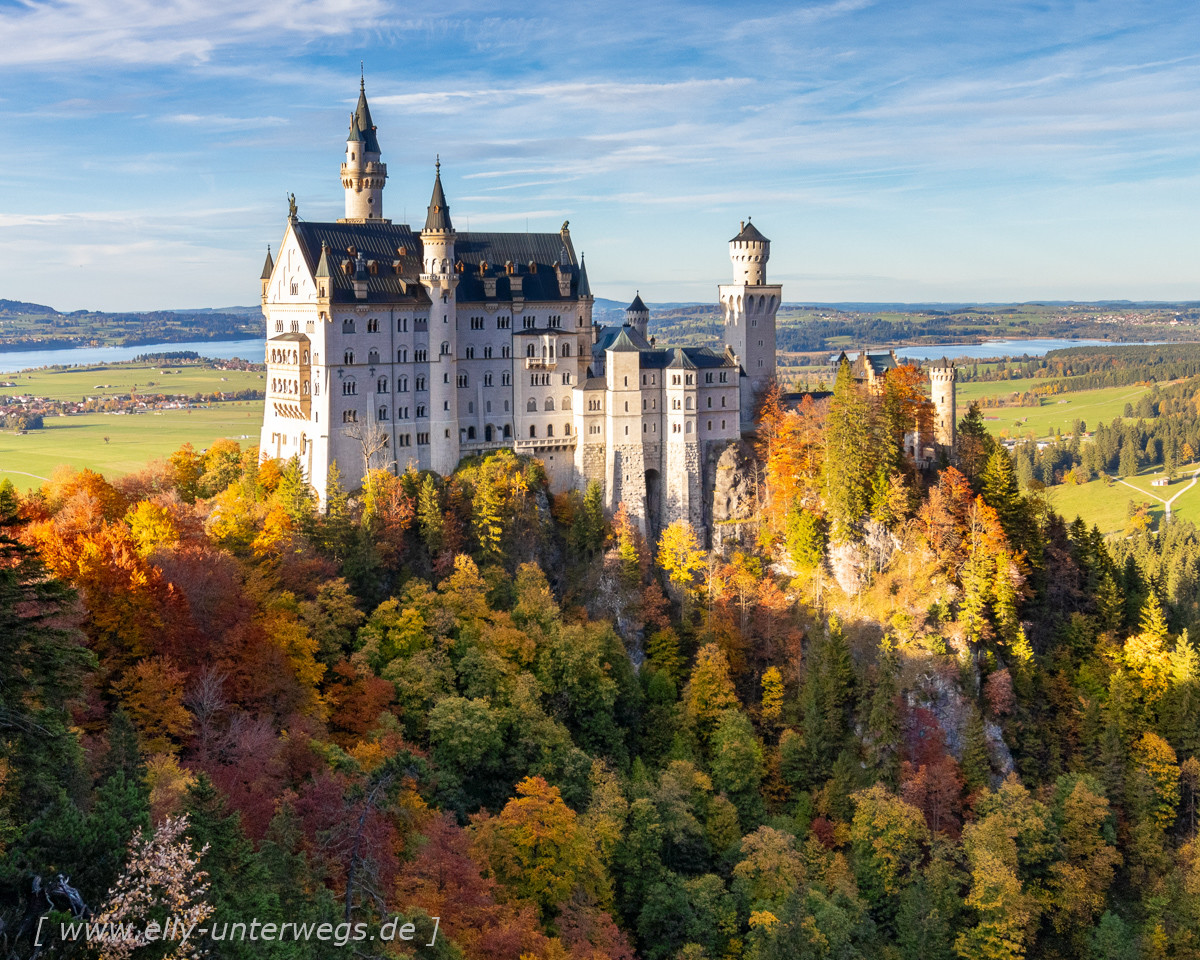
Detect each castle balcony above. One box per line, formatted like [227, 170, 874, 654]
[524, 357, 557, 370]
[515, 437, 577, 451]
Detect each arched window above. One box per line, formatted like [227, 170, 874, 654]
[562, 396, 571, 410]
[378, 406, 388, 420]
[526, 343, 536, 357]
[529, 425, 536, 438]
[467, 426, 476, 440]
[527, 399, 537, 412]
[564, 423, 570, 435]
[416, 404, 427, 417]
[562, 342, 570, 357]
[547, 424, 554, 437]
[544, 398, 554, 411]
[377, 377, 388, 393]
[504, 424, 512, 438]
[440, 341, 451, 355]
[344, 350, 354, 364]
[368, 350, 380, 364]
[485, 425, 494, 442]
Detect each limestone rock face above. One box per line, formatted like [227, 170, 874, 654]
[710, 440, 756, 549]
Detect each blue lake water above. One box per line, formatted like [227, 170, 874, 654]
[0, 338, 267, 373]
[890, 338, 1161, 361]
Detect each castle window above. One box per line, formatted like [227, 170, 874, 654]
[672, 375, 680, 385]
[504, 400, 510, 411]
[673, 399, 680, 410]
[471, 316, 484, 330]
[527, 343, 536, 357]
[504, 424, 511, 438]
[502, 346, 511, 358]
[708, 420, 712, 430]
[378, 406, 388, 420]
[624, 426, 629, 436]
[465, 346, 475, 359]
[644, 422, 647, 433]
[707, 397, 712, 408]
[544, 398, 554, 411]
[399, 376, 408, 391]
[414, 349, 427, 362]
[484, 346, 493, 359]
[398, 348, 408, 361]
[722, 420, 726, 429]
[527, 399, 537, 412]
[344, 350, 355, 364]
[342, 410, 358, 423]
[274, 320, 283, 332]
[502, 372, 511, 386]
[497, 316, 510, 329]
[547, 424, 554, 437]
[706, 373, 713, 383]
[458, 374, 469, 388]
[624, 401, 629, 412]
[367, 318, 379, 333]
[624, 377, 628, 387]
[486, 401, 492, 413]
[444, 373, 450, 383]
[290, 281, 298, 296]
[642, 375, 647, 385]
[721, 396, 727, 407]
[530, 425, 537, 438]
[562, 396, 571, 410]
[416, 376, 426, 390]
[467, 426, 476, 439]
[686, 375, 693, 385]
[686, 422, 693, 433]
[719, 372, 728, 383]
[562, 342, 570, 357]
[484, 372, 493, 387]
[418, 432, 429, 444]
[398, 317, 408, 332]
[686, 397, 692, 409]
[757, 359, 764, 367]
[562, 372, 572, 385]
[377, 377, 388, 393]
[417, 404, 427, 417]
[342, 319, 355, 334]
[440, 341, 451, 356]
[342, 380, 357, 396]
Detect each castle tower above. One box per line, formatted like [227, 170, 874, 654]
[603, 328, 648, 532]
[339, 76, 388, 222]
[718, 219, 782, 429]
[625, 292, 649, 339]
[420, 159, 460, 475]
[929, 358, 956, 449]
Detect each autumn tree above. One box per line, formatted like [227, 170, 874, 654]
[823, 359, 874, 540]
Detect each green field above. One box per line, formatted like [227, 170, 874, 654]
[959, 381, 1157, 440]
[1043, 462, 1200, 535]
[0, 404, 263, 490]
[0, 363, 265, 400]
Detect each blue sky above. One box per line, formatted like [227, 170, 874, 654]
[1, 0, 1199, 310]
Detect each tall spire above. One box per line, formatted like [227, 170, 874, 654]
[352, 74, 380, 154]
[424, 158, 453, 232]
[578, 255, 592, 298]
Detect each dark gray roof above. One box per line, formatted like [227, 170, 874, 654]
[582, 376, 606, 391]
[608, 328, 641, 352]
[627, 293, 647, 312]
[578, 257, 592, 298]
[641, 346, 738, 371]
[424, 166, 452, 232]
[353, 82, 381, 154]
[594, 323, 652, 353]
[293, 222, 428, 305]
[851, 350, 900, 379]
[260, 247, 274, 280]
[731, 220, 769, 243]
[454, 232, 588, 302]
[292, 221, 592, 306]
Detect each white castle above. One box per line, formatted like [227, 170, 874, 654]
[258, 79, 781, 538]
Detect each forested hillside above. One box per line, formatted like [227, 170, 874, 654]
[1, 360, 1198, 959]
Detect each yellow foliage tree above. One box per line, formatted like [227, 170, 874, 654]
[126, 501, 180, 557]
[656, 520, 707, 596]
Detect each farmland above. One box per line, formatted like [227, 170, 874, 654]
[0, 404, 263, 490]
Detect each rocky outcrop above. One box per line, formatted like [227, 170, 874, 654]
[709, 440, 756, 551]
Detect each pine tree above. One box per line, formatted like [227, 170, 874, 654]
[982, 448, 1026, 548]
[865, 647, 901, 787]
[955, 402, 995, 485]
[961, 705, 992, 793]
[417, 474, 444, 554]
[822, 360, 874, 541]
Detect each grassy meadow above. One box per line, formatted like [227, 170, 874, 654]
[0, 404, 264, 490]
[957, 379, 1158, 441]
[0, 362, 265, 400]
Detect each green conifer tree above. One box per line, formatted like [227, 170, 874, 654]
[417, 474, 444, 554]
[822, 360, 874, 541]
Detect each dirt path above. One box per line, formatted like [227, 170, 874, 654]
[1115, 466, 1200, 520]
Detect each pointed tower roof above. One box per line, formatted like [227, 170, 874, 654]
[314, 241, 333, 279]
[423, 158, 453, 233]
[578, 256, 592, 298]
[608, 327, 641, 352]
[346, 111, 362, 142]
[731, 219, 768, 243]
[260, 246, 274, 280]
[627, 292, 647, 313]
[352, 75, 381, 154]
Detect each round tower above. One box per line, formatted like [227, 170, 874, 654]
[729, 219, 770, 284]
[340, 76, 387, 222]
[929, 359, 956, 448]
[419, 159, 460, 475]
[625, 292, 649, 339]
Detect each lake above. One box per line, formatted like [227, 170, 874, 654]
[0, 338, 267, 373]
[889, 338, 1162, 361]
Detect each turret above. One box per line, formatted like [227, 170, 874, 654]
[929, 359, 956, 449]
[729, 219, 769, 284]
[339, 75, 388, 222]
[419, 159, 460, 475]
[259, 245, 274, 301]
[718, 219, 782, 430]
[625, 292, 649, 339]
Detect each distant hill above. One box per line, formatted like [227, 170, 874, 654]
[168, 305, 261, 317]
[0, 299, 59, 316]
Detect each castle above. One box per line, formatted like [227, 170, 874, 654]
[258, 81, 959, 538]
[257, 79, 782, 540]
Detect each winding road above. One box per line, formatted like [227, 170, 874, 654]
[1114, 465, 1200, 521]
